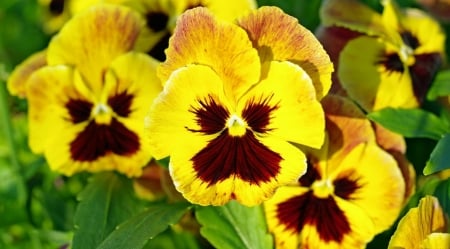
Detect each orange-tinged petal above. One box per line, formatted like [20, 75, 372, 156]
[388, 196, 448, 249]
[47, 4, 143, 95]
[157, 7, 260, 102]
[7, 50, 47, 98]
[238, 6, 333, 99]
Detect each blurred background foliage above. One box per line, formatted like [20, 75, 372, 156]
[0, 0, 449, 248]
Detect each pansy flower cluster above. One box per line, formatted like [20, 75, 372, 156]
[4, 0, 450, 248]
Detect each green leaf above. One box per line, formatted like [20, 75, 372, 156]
[427, 70, 450, 100]
[367, 108, 448, 140]
[433, 179, 450, 217]
[143, 227, 201, 249]
[72, 172, 142, 249]
[424, 134, 450, 175]
[96, 202, 191, 249]
[196, 201, 273, 249]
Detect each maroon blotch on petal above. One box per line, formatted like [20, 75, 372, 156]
[187, 95, 230, 134]
[192, 131, 281, 185]
[409, 53, 442, 103]
[377, 53, 404, 74]
[333, 174, 361, 200]
[242, 95, 279, 133]
[276, 191, 351, 243]
[66, 99, 93, 124]
[70, 118, 140, 162]
[108, 91, 133, 117]
[298, 158, 321, 187]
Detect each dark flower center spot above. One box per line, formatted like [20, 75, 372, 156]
[66, 99, 93, 124]
[378, 53, 404, 73]
[70, 118, 140, 162]
[49, 0, 65, 15]
[145, 12, 169, 32]
[188, 95, 280, 185]
[333, 174, 361, 200]
[108, 91, 133, 117]
[276, 191, 351, 243]
[400, 31, 420, 50]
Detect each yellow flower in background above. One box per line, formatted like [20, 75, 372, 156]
[127, 0, 257, 60]
[147, 7, 332, 206]
[264, 95, 405, 249]
[26, 5, 162, 177]
[388, 195, 450, 249]
[320, 0, 445, 112]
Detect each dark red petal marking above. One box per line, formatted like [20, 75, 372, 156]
[242, 95, 279, 133]
[108, 92, 133, 117]
[377, 53, 404, 74]
[187, 95, 229, 134]
[333, 173, 361, 200]
[400, 31, 420, 50]
[276, 191, 351, 243]
[49, 0, 65, 15]
[409, 53, 442, 103]
[66, 99, 93, 124]
[192, 130, 281, 185]
[298, 158, 321, 187]
[70, 118, 140, 162]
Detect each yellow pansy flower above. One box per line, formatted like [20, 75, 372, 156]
[147, 7, 332, 206]
[26, 5, 162, 176]
[319, 0, 445, 112]
[264, 95, 405, 249]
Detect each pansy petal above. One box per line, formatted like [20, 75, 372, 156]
[7, 50, 47, 98]
[388, 196, 448, 249]
[47, 4, 143, 95]
[329, 142, 405, 233]
[238, 6, 333, 99]
[239, 61, 325, 148]
[339, 36, 418, 112]
[147, 64, 230, 159]
[320, 0, 385, 36]
[183, 0, 256, 22]
[26, 65, 83, 154]
[420, 233, 450, 249]
[157, 7, 260, 101]
[171, 133, 306, 206]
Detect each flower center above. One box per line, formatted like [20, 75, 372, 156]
[312, 179, 334, 198]
[92, 103, 112, 124]
[226, 114, 247, 137]
[399, 44, 415, 66]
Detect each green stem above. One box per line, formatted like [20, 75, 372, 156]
[0, 81, 21, 173]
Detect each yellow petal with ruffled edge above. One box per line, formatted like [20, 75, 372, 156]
[388, 196, 448, 249]
[47, 4, 143, 95]
[320, 0, 386, 36]
[328, 142, 405, 234]
[7, 50, 47, 98]
[157, 7, 260, 102]
[339, 36, 418, 112]
[237, 61, 325, 149]
[238, 6, 333, 100]
[420, 233, 450, 249]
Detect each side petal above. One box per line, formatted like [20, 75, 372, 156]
[239, 61, 325, 149]
[238, 6, 333, 100]
[47, 4, 143, 95]
[329, 143, 405, 234]
[7, 50, 47, 98]
[147, 64, 230, 159]
[157, 7, 260, 101]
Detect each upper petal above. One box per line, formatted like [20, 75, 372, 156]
[157, 7, 260, 102]
[47, 4, 143, 95]
[238, 6, 333, 100]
